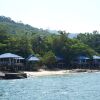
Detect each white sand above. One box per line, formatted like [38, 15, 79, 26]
[24, 69, 100, 77]
[24, 70, 71, 77]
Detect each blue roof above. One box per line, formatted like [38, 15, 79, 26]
[93, 55, 100, 59]
[27, 55, 40, 61]
[0, 53, 24, 59]
[77, 56, 90, 60]
[55, 56, 64, 61]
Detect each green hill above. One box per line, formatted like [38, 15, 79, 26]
[0, 16, 52, 36]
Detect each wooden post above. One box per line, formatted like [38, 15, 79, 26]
[9, 58, 11, 65]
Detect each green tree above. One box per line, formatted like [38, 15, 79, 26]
[41, 51, 56, 68]
[0, 24, 11, 53]
[18, 33, 33, 57]
[77, 32, 100, 54]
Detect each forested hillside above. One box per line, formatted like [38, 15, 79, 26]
[0, 16, 100, 67]
[76, 31, 100, 54]
[0, 16, 52, 36]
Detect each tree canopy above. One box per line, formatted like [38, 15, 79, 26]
[0, 16, 99, 68]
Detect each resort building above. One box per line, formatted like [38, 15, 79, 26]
[92, 55, 100, 68]
[71, 56, 90, 69]
[26, 54, 40, 71]
[55, 56, 66, 69]
[0, 53, 24, 71]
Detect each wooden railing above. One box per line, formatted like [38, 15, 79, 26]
[0, 62, 24, 66]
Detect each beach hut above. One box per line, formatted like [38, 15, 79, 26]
[26, 55, 40, 71]
[93, 55, 100, 60]
[71, 56, 90, 69]
[92, 55, 100, 67]
[27, 55, 40, 61]
[77, 56, 90, 64]
[55, 56, 64, 61]
[55, 56, 66, 69]
[0, 53, 24, 71]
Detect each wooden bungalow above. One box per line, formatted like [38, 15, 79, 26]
[26, 55, 40, 71]
[92, 55, 100, 68]
[0, 53, 24, 71]
[55, 56, 66, 69]
[71, 56, 90, 69]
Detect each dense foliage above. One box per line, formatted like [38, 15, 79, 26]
[0, 16, 99, 68]
[76, 31, 100, 54]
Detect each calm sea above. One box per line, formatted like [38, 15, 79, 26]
[0, 72, 100, 100]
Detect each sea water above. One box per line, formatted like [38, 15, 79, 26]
[0, 72, 100, 100]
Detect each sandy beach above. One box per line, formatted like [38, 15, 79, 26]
[24, 69, 100, 77]
[24, 70, 71, 77]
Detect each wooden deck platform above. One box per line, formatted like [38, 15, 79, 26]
[0, 72, 27, 79]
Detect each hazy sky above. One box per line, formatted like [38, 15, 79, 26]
[0, 0, 100, 33]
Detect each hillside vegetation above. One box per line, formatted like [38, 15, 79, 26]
[0, 16, 100, 68]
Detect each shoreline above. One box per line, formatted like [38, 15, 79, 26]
[24, 70, 70, 77]
[24, 69, 100, 77]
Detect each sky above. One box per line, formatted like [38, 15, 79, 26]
[0, 0, 100, 33]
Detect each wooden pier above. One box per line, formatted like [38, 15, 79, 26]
[0, 72, 27, 79]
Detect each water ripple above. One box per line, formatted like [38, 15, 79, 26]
[0, 73, 100, 100]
